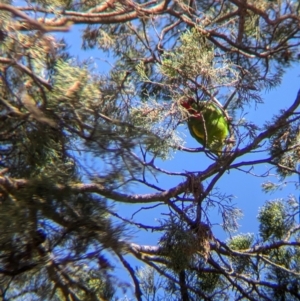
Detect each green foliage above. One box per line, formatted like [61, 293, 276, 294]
[1, 1, 300, 300]
[265, 246, 300, 301]
[228, 233, 254, 250]
[196, 272, 221, 294]
[159, 29, 239, 98]
[159, 221, 197, 272]
[228, 234, 254, 273]
[258, 200, 293, 241]
[268, 122, 300, 178]
[129, 101, 183, 159]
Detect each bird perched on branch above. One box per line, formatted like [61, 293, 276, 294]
[181, 98, 229, 155]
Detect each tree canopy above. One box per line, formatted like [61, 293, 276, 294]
[1, 0, 300, 300]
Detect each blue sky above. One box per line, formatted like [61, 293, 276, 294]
[20, 0, 300, 242]
[56, 24, 300, 297]
[62, 23, 300, 231]
[5, 1, 300, 299]
[114, 64, 300, 243]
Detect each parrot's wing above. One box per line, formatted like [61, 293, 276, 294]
[202, 104, 229, 137]
[206, 110, 229, 155]
[188, 118, 205, 146]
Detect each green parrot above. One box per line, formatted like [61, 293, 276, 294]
[181, 98, 229, 155]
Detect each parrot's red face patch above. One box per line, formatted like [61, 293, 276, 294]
[181, 98, 202, 119]
[181, 101, 192, 109]
[181, 98, 195, 109]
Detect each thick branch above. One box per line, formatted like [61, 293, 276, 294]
[0, 4, 71, 32]
[22, 0, 171, 27]
[0, 176, 187, 204]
